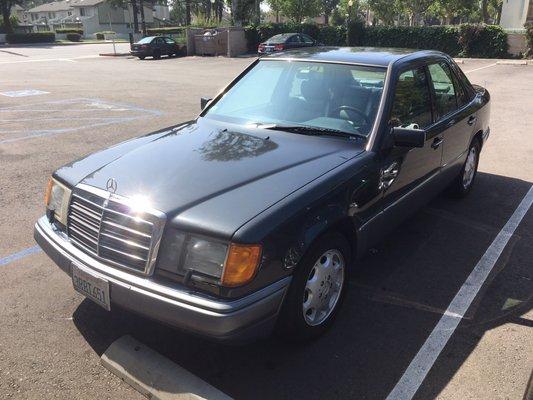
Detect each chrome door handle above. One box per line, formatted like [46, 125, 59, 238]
[431, 137, 444, 149]
[446, 119, 456, 127]
[467, 115, 477, 126]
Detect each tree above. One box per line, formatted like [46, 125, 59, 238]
[429, 0, 475, 24]
[279, 0, 321, 24]
[0, 0, 21, 34]
[322, 0, 339, 25]
[401, 0, 435, 25]
[367, 0, 400, 25]
[267, 0, 283, 22]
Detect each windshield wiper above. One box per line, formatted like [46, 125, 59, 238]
[261, 124, 367, 140]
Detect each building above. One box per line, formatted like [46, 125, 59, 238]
[26, 0, 169, 37]
[11, 4, 28, 23]
[500, 0, 533, 29]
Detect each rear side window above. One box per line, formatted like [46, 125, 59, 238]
[428, 62, 458, 118]
[300, 34, 314, 44]
[390, 67, 432, 129]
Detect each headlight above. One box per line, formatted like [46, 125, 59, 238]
[158, 231, 262, 287]
[44, 177, 71, 226]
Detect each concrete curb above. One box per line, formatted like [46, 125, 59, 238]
[101, 335, 233, 400]
[496, 60, 528, 65]
[99, 53, 130, 57]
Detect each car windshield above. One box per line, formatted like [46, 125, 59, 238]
[267, 34, 292, 43]
[204, 60, 387, 137]
[137, 36, 155, 44]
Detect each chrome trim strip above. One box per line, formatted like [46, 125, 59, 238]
[101, 220, 151, 239]
[69, 183, 167, 276]
[365, 61, 393, 151]
[99, 232, 150, 251]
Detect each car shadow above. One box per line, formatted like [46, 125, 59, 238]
[73, 171, 533, 400]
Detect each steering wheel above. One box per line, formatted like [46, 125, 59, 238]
[335, 105, 370, 125]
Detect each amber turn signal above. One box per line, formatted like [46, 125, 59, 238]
[44, 177, 53, 207]
[222, 244, 262, 287]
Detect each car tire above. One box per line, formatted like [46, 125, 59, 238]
[276, 232, 350, 341]
[448, 138, 481, 198]
[138, 56, 145, 60]
[153, 50, 161, 60]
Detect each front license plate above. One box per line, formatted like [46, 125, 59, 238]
[72, 264, 111, 311]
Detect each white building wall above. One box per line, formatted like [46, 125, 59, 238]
[500, 0, 529, 29]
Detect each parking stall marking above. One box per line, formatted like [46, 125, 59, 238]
[0, 97, 162, 144]
[386, 185, 533, 400]
[0, 246, 42, 267]
[464, 62, 498, 74]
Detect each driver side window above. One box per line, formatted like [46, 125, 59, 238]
[390, 67, 432, 129]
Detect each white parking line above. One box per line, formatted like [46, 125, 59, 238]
[386, 185, 533, 400]
[0, 58, 78, 65]
[464, 63, 497, 73]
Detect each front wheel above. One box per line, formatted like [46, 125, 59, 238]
[277, 232, 350, 340]
[448, 139, 481, 197]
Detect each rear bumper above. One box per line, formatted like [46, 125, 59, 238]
[34, 216, 290, 343]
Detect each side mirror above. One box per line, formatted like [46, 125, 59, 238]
[391, 127, 426, 148]
[200, 97, 212, 111]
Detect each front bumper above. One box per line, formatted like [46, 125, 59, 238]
[34, 216, 290, 342]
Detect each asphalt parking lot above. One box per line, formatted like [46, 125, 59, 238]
[0, 44, 532, 400]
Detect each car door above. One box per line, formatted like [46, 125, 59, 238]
[379, 65, 444, 229]
[153, 37, 164, 52]
[300, 34, 316, 47]
[286, 35, 301, 49]
[427, 61, 477, 178]
[164, 37, 176, 54]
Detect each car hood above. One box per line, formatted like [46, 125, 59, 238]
[56, 118, 365, 239]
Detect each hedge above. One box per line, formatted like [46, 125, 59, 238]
[6, 32, 55, 44]
[363, 26, 462, 55]
[56, 28, 83, 35]
[525, 23, 533, 58]
[244, 23, 509, 58]
[66, 33, 82, 42]
[147, 27, 187, 36]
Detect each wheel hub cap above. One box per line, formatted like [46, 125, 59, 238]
[463, 147, 477, 189]
[302, 249, 345, 326]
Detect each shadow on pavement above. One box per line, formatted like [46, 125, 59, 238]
[73, 171, 533, 400]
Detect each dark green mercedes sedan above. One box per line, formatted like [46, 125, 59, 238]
[34, 47, 490, 342]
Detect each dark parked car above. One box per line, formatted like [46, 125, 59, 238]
[35, 48, 490, 343]
[258, 33, 319, 54]
[130, 36, 180, 59]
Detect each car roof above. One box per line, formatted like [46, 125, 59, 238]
[263, 46, 446, 67]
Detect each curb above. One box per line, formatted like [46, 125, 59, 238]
[99, 53, 130, 57]
[101, 335, 233, 400]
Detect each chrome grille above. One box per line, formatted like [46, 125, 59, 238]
[67, 184, 165, 275]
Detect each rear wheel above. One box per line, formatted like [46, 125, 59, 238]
[448, 139, 481, 197]
[277, 232, 350, 340]
[138, 56, 145, 60]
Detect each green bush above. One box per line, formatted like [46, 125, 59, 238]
[364, 26, 461, 55]
[66, 32, 82, 42]
[243, 23, 508, 58]
[95, 31, 114, 40]
[147, 27, 187, 36]
[347, 19, 365, 46]
[6, 32, 55, 44]
[526, 23, 533, 58]
[317, 25, 346, 46]
[56, 28, 83, 35]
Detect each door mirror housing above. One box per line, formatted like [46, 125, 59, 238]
[391, 127, 426, 148]
[201, 97, 212, 111]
